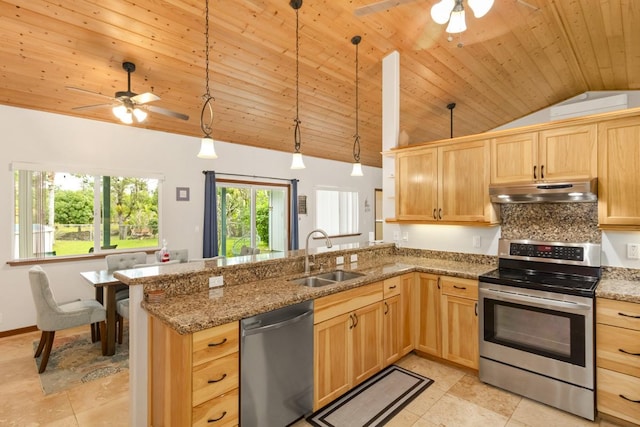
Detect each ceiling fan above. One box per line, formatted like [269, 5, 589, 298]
[67, 61, 189, 124]
[354, 0, 538, 18]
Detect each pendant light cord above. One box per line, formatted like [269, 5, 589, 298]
[352, 36, 361, 163]
[293, 3, 302, 154]
[200, 0, 214, 137]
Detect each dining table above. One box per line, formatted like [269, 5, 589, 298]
[80, 269, 126, 356]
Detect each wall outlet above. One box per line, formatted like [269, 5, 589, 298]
[627, 243, 640, 259]
[209, 275, 224, 288]
[336, 256, 344, 265]
[402, 232, 409, 241]
[350, 254, 358, 263]
[473, 236, 482, 248]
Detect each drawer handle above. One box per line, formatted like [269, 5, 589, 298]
[208, 373, 227, 383]
[208, 338, 228, 347]
[388, 285, 397, 289]
[619, 395, 640, 404]
[619, 348, 640, 356]
[453, 285, 467, 290]
[618, 312, 640, 319]
[208, 411, 227, 423]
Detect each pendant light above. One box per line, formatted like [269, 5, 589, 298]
[197, 0, 218, 159]
[290, 0, 305, 170]
[350, 35, 363, 177]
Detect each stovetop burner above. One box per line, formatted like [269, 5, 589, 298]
[479, 239, 602, 297]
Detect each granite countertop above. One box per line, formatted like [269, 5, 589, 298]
[137, 255, 496, 335]
[596, 278, 640, 304]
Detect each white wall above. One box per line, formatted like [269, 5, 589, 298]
[0, 105, 381, 332]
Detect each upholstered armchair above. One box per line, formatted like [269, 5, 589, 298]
[28, 265, 107, 373]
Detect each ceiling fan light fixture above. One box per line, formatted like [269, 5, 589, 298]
[197, 136, 218, 159]
[467, 0, 494, 18]
[446, 6, 466, 33]
[431, 0, 455, 24]
[132, 107, 147, 122]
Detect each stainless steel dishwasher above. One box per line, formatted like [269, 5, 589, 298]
[241, 300, 313, 426]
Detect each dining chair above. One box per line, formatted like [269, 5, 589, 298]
[154, 248, 189, 263]
[28, 265, 107, 373]
[116, 298, 129, 344]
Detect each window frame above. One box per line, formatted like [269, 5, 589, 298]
[9, 161, 164, 265]
[314, 186, 360, 238]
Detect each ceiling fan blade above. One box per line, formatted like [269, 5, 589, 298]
[72, 103, 116, 111]
[354, 0, 420, 17]
[132, 92, 161, 104]
[146, 105, 189, 121]
[66, 86, 116, 102]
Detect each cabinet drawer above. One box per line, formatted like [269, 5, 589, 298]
[192, 388, 239, 427]
[383, 276, 401, 298]
[192, 352, 239, 407]
[314, 282, 383, 324]
[597, 367, 640, 426]
[597, 298, 640, 331]
[193, 322, 239, 366]
[440, 277, 478, 300]
[596, 323, 640, 377]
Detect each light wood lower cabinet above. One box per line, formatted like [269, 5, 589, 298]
[416, 273, 478, 369]
[383, 294, 401, 365]
[150, 318, 239, 427]
[596, 298, 640, 425]
[314, 282, 384, 410]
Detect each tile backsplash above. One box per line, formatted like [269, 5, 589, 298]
[500, 202, 600, 243]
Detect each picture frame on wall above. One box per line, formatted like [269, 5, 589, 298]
[176, 187, 190, 201]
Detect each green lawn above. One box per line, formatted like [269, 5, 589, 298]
[53, 237, 158, 256]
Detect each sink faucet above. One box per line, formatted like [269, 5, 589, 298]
[305, 229, 333, 274]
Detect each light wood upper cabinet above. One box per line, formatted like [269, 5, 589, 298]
[598, 116, 640, 228]
[395, 140, 496, 224]
[396, 147, 437, 220]
[490, 124, 597, 184]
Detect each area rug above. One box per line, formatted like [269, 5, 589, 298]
[307, 365, 434, 427]
[33, 326, 129, 395]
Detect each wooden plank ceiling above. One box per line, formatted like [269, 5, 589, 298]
[1, 0, 638, 168]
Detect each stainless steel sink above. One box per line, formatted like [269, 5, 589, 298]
[315, 270, 365, 282]
[289, 270, 366, 287]
[289, 276, 336, 287]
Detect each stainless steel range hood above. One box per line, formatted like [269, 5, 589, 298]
[489, 178, 598, 203]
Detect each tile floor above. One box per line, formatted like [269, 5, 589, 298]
[0, 326, 627, 427]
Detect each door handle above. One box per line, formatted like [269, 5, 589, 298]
[438, 208, 442, 220]
[384, 301, 389, 315]
[433, 208, 437, 220]
[533, 165, 537, 180]
[540, 164, 545, 179]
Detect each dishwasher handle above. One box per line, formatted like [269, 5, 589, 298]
[242, 309, 313, 337]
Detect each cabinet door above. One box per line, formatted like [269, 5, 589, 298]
[352, 302, 383, 385]
[400, 273, 416, 356]
[416, 274, 441, 357]
[314, 313, 351, 410]
[439, 140, 493, 223]
[396, 148, 438, 220]
[539, 124, 596, 181]
[441, 295, 478, 369]
[383, 295, 402, 365]
[490, 132, 538, 184]
[598, 116, 640, 227]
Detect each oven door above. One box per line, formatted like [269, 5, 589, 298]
[479, 282, 594, 389]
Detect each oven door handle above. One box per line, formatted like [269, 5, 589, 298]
[480, 288, 592, 311]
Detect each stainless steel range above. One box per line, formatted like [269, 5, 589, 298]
[478, 238, 601, 421]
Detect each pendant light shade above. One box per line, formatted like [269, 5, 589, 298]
[198, 136, 217, 159]
[431, 0, 493, 34]
[350, 35, 363, 177]
[197, 0, 218, 159]
[290, 0, 305, 170]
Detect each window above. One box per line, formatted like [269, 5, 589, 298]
[13, 165, 161, 260]
[315, 188, 359, 236]
[217, 181, 289, 257]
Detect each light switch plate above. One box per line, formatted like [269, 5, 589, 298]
[627, 243, 640, 259]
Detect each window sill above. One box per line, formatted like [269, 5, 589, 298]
[6, 249, 157, 267]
